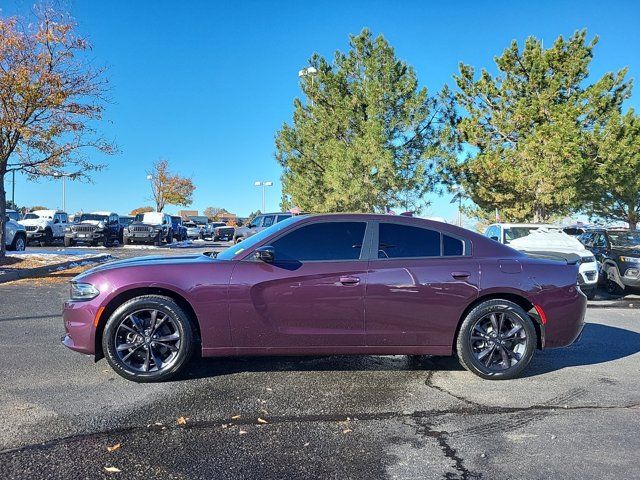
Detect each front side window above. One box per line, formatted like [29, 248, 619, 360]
[271, 222, 366, 262]
[593, 234, 607, 248]
[378, 223, 440, 258]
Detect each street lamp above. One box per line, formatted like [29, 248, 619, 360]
[254, 181, 273, 212]
[450, 185, 466, 227]
[52, 172, 76, 212]
[298, 66, 318, 105]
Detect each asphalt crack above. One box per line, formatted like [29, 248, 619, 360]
[2, 402, 638, 456]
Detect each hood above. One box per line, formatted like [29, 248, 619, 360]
[19, 218, 48, 227]
[74, 253, 215, 280]
[509, 228, 591, 257]
[611, 246, 640, 257]
[76, 220, 104, 227]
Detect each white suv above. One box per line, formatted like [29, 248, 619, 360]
[19, 209, 69, 246]
[484, 223, 599, 299]
[4, 211, 27, 251]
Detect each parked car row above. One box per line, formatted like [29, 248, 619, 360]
[4, 208, 238, 248]
[483, 223, 640, 298]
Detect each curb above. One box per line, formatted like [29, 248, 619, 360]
[0, 254, 112, 284]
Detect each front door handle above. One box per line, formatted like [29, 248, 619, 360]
[451, 271, 470, 280]
[339, 276, 360, 285]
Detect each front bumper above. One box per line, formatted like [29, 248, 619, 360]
[26, 231, 46, 240]
[66, 232, 105, 243]
[124, 232, 157, 243]
[62, 299, 100, 355]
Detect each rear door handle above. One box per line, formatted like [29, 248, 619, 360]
[339, 276, 360, 285]
[451, 271, 470, 279]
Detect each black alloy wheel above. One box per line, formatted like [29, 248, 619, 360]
[456, 299, 536, 380]
[102, 295, 195, 382]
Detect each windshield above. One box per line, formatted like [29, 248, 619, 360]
[504, 227, 539, 244]
[80, 214, 108, 222]
[608, 231, 640, 248]
[120, 217, 134, 225]
[23, 213, 41, 220]
[216, 216, 303, 260]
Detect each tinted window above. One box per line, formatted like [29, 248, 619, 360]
[272, 222, 366, 261]
[593, 234, 607, 248]
[262, 215, 275, 228]
[443, 234, 464, 256]
[378, 223, 440, 258]
[276, 214, 292, 223]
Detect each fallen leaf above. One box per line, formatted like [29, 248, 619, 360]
[257, 417, 268, 424]
[304, 442, 310, 447]
[266, 387, 273, 392]
[176, 416, 188, 425]
[231, 415, 241, 420]
[239, 430, 248, 435]
[106, 443, 121, 452]
[342, 428, 352, 434]
[104, 466, 121, 473]
[154, 422, 163, 426]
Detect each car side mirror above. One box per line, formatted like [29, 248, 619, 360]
[255, 246, 275, 263]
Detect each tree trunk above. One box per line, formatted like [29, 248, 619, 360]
[0, 175, 7, 259]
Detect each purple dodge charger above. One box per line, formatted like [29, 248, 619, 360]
[62, 214, 587, 382]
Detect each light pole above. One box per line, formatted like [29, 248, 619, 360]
[254, 181, 273, 212]
[53, 172, 75, 212]
[450, 185, 466, 227]
[298, 66, 318, 105]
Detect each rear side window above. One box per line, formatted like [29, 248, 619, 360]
[443, 234, 464, 256]
[262, 215, 275, 228]
[276, 214, 291, 223]
[272, 222, 366, 261]
[378, 223, 440, 258]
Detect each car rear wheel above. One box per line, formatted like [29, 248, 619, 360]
[102, 295, 195, 382]
[64, 237, 75, 247]
[456, 299, 536, 380]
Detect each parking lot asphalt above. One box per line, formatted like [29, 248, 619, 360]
[0, 246, 639, 479]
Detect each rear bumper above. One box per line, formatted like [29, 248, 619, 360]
[533, 285, 587, 349]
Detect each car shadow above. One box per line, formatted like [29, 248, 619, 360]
[181, 323, 640, 380]
[523, 323, 640, 377]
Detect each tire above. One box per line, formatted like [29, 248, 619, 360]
[584, 288, 596, 300]
[166, 230, 173, 244]
[102, 295, 195, 382]
[456, 299, 537, 380]
[605, 277, 624, 297]
[154, 232, 162, 247]
[9, 233, 26, 251]
[40, 228, 53, 247]
[64, 237, 75, 247]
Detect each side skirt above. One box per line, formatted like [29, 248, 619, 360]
[202, 345, 453, 357]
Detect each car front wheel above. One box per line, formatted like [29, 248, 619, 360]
[102, 295, 195, 382]
[456, 299, 536, 380]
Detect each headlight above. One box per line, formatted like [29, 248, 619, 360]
[70, 282, 100, 301]
[620, 256, 640, 264]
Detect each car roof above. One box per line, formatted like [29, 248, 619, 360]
[90, 211, 117, 215]
[487, 223, 557, 228]
[31, 209, 64, 215]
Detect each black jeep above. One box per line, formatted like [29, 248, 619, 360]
[65, 212, 122, 247]
[579, 228, 640, 295]
[123, 212, 173, 246]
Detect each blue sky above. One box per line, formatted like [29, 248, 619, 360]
[2, 0, 639, 220]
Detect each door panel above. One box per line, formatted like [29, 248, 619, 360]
[365, 258, 480, 346]
[229, 260, 367, 348]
